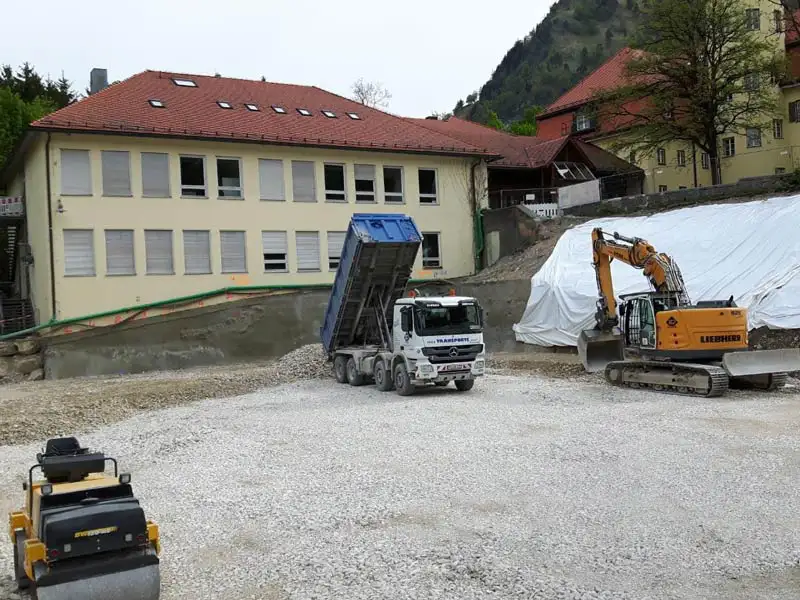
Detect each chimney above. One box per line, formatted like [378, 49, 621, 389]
[90, 68, 108, 95]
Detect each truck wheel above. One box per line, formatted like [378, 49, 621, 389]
[393, 363, 415, 396]
[374, 360, 394, 392]
[347, 357, 366, 386]
[14, 532, 31, 590]
[454, 379, 475, 392]
[334, 356, 348, 384]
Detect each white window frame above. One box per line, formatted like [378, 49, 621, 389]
[575, 113, 591, 131]
[773, 119, 784, 139]
[183, 230, 212, 274]
[327, 231, 346, 271]
[383, 166, 404, 204]
[220, 230, 247, 274]
[216, 156, 243, 199]
[101, 150, 132, 197]
[421, 232, 442, 269]
[259, 158, 286, 201]
[104, 229, 135, 276]
[746, 128, 762, 149]
[63, 229, 95, 277]
[354, 164, 376, 203]
[701, 153, 710, 170]
[295, 231, 321, 272]
[60, 149, 92, 196]
[658, 185, 668, 193]
[723, 137, 736, 157]
[291, 160, 317, 203]
[324, 163, 347, 202]
[144, 229, 174, 275]
[141, 152, 171, 198]
[418, 168, 438, 205]
[656, 148, 666, 165]
[262, 231, 288, 272]
[179, 155, 207, 197]
[676, 150, 686, 167]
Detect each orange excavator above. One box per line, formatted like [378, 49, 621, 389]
[577, 227, 800, 397]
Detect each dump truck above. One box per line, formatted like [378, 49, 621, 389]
[320, 213, 487, 395]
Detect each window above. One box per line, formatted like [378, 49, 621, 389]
[220, 231, 247, 273]
[723, 137, 736, 157]
[60, 149, 92, 195]
[701, 152, 710, 169]
[322, 110, 336, 118]
[679, 186, 687, 190]
[346, 112, 360, 120]
[575, 113, 592, 131]
[657, 148, 666, 165]
[216, 157, 242, 198]
[141, 152, 170, 197]
[725, 92, 734, 103]
[296, 231, 321, 271]
[384, 166, 404, 203]
[628, 151, 636, 165]
[144, 230, 174, 275]
[418, 169, 438, 204]
[745, 8, 760, 30]
[774, 119, 784, 139]
[658, 185, 668, 193]
[746, 128, 762, 148]
[354, 164, 376, 203]
[790, 100, 800, 123]
[676, 150, 686, 167]
[105, 229, 135, 275]
[259, 158, 285, 201]
[744, 73, 760, 92]
[172, 78, 197, 87]
[297, 108, 312, 116]
[776, 167, 787, 174]
[63, 229, 95, 276]
[421, 233, 442, 269]
[291, 161, 316, 202]
[775, 9, 783, 33]
[183, 230, 211, 274]
[327, 231, 346, 270]
[324, 164, 346, 202]
[217, 101, 232, 109]
[245, 103, 259, 111]
[262, 231, 288, 272]
[148, 99, 165, 108]
[101, 150, 131, 196]
[180, 156, 207, 196]
[272, 105, 287, 114]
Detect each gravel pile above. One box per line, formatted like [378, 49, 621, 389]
[2, 374, 799, 599]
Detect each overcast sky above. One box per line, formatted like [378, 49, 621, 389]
[3, 0, 549, 118]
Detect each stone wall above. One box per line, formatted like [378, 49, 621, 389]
[0, 338, 44, 382]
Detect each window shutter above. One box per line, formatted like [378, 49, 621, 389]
[183, 230, 211, 274]
[262, 231, 288, 271]
[259, 159, 285, 200]
[354, 164, 375, 181]
[292, 161, 316, 202]
[296, 231, 320, 271]
[101, 151, 131, 196]
[145, 230, 173, 274]
[63, 230, 95, 276]
[142, 153, 170, 197]
[61, 149, 92, 195]
[220, 231, 247, 273]
[327, 232, 346, 261]
[105, 229, 135, 274]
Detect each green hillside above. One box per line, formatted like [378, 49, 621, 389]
[454, 0, 643, 125]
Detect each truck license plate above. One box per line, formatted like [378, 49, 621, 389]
[439, 363, 469, 372]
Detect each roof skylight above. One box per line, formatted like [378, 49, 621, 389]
[172, 78, 197, 87]
[245, 103, 259, 111]
[272, 105, 287, 114]
[322, 110, 336, 118]
[217, 101, 233, 109]
[297, 108, 312, 116]
[346, 112, 361, 120]
[149, 99, 165, 108]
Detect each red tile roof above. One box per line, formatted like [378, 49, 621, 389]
[30, 70, 499, 158]
[541, 47, 639, 117]
[409, 116, 565, 168]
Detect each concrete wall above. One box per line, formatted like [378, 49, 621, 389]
[43, 279, 532, 379]
[480, 206, 541, 265]
[35, 132, 483, 322]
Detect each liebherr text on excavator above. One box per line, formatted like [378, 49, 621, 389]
[577, 227, 800, 397]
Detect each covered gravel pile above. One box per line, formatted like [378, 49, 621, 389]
[2, 374, 799, 599]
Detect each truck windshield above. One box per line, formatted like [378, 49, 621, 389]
[415, 304, 482, 336]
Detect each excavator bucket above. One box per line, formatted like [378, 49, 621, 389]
[721, 347, 800, 377]
[577, 328, 625, 373]
[34, 562, 160, 600]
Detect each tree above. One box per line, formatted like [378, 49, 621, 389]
[351, 78, 392, 109]
[593, 0, 785, 185]
[487, 110, 505, 130]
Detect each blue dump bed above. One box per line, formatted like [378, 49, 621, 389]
[320, 213, 422, 355]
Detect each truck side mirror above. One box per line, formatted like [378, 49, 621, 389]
[400, 307, 413, 332]
[479, 308, 486, 326]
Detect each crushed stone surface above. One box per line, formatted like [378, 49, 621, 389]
[1, 373, 799, 599]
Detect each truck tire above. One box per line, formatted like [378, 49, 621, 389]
[334, 355, 348, 384]
[393, 363, 415, 396]
[347, 357, 366, 386]
[14, 531, 31, 590]
[374, 360, 394, 392]
[454, 379, 475, 392]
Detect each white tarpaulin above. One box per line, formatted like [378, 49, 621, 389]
[513, 195, 800, 346]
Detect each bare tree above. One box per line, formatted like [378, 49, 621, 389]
[351, 78, 392, 109]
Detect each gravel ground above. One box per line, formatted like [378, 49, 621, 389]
[1, 373, 799, 600]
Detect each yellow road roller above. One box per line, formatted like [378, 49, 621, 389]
[7, 436, 161, 600]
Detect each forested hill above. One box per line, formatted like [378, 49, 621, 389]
[454, 0, 643, 125]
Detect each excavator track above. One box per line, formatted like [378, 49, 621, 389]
[603, 360, 730, 397]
